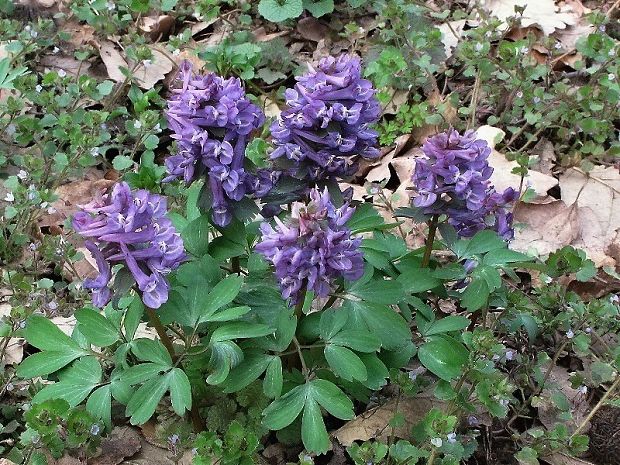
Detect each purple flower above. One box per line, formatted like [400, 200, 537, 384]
[165, 61, 267, 227]
[255, 188, 364, 304]
[411, 129, 517, 240]
[270, 54, 381, 182]
[73, 182, 185, 309]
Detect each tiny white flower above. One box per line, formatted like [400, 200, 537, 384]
[520, 46, 529, 54]
[585, 327, 592, 333]
[533, 96, 541, 104]
[609, 73, 616, 81]
[609, 49, 615, 57]
[499, 399, 510, 407]
[19, 320, 26, 329]
[505, 350, 515, 361]
[143, 59, 152, 67]
[134, 120, 142, 129]
[544, 276, 553, 284]
[154, 123, 161, 132]
[610, 294, 619, 303]
[91, 147, 100, 156]
[6, 124, 16, 136]
[52, 46, 60, 54]
[566, 329, 575, 339]
[492, 354, 500, 361]
[58, 69, 67, 78]
[24, 25, 31, 32]
[48, 301, 58, 310]
[447, 432, 457, 444]
[35, 84, 42, 92]
[40, 201, 48, 208]
[578, 385, 588, 395]
[475, 42, 484, 52]
[5, 382, 14, 391]
[485, 31, 492, 38]
[90, 424, 100, 435]
[172, 48, 180, 56]
[431, 437, 443, 448]
[4, 192, 14, 202]
[17, 170, 28, 180]
[28, 242, 38, 251]
[47, 206, 56, 214]
[106, 1, 115, 10]
[599, 25, 606, 32]
[516, 91, 523, 98]
[555, 42, 563, 50]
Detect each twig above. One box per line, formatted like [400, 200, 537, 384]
[571, 375, 620, 438]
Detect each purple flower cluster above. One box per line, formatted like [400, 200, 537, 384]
[73, 182, 185, 309]
[165, 61, 269, 227]
[412, 129, 518, 240]
[255, 188, 364, 304]
[270, 54, 381, 181]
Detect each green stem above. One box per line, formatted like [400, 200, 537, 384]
[145, 307, 176, 360]
[421, 215, 439, 268]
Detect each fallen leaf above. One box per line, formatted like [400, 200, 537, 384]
[381, 88, 410, 115]
[512, 200, 580, 255]
[437, 20, 466, 59]
[98, 42, 174, 89]
[139, 15, 176, 42]
[39, 54, 93, 78]
[560, 166, 620, 266]
[537, 364, 589, 431]
[40, 179, 115, 227]
[297, 17, 330, 42]
[0, 459, 18, 465]
[481, 0, 578, 35]
[91, 427, 142, 465]
[542, 453, 595, 465]
[530, 138, 556, 176]
[58, 21, 96, 49]
[50, 316, 77, 337]
[476, 126, 559, 198]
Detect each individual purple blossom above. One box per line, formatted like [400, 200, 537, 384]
[270, 54, 381, 182]
[411, 129, 518, 240]
[165, 61, 266, 227]
[255, 188, 364, 304]
[73, 182, 185, 309]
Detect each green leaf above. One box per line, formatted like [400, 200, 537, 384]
[206, 306, 251, 322]
[303, 0, 334, 17]
[17, 351, 84, 378]
[223, 352, 272, 393]
[131, 339, 173, 366]
[119, 363, 169, 385]
[463, 230, 506, 257]
[319, 308, 349, 340]
[167, 368, 192, 415]
[112, 155, 134, 170]
[325, 345, 367, 381]
[348, 278, 404, 304]
[200, 275, 243, 321]
[418, 335, 469, 381]
[396, 269, 442, 293]
[329, 330, 381, 353]
[22, 315, 82, 353]
[359, 353, 389, 390]
[75, 307, 120, 347]
[310, 379, 354, 420]
[263, 356, 283, 399]
[124, 297, 144, 340]
[263, 384, 307, 430]
[347, 301, 411, 350]
[461, 278, 490, 311]
[301, 397, 330, 453]
[86, 385, 112, 430]
[207, 341, 243, 385]
[96, 80, 114, 96]
[258, 0, 303, 22]
[126, 376, 170, 425]
[210, 322, 272, 343]
[483, 248, 531, 266]
[32, 357, 102, 407]
[423, 316, 470, 336]
[182, 215, 211, 257]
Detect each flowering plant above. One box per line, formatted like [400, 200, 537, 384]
[270, 54, 381, 183]
[73, 182, 185, 308]
[165, 61, 271, 227]
[411, 128, 518, 240]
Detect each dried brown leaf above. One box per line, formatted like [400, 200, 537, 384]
[139, 15, 176, 42]
[91, 427, 142, 465]
[297, 17, 330, 42]
[481, 0, 579, 35]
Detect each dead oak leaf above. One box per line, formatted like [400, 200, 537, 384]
[480, 0, 578, 35]
[98, 42, 174, 89]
